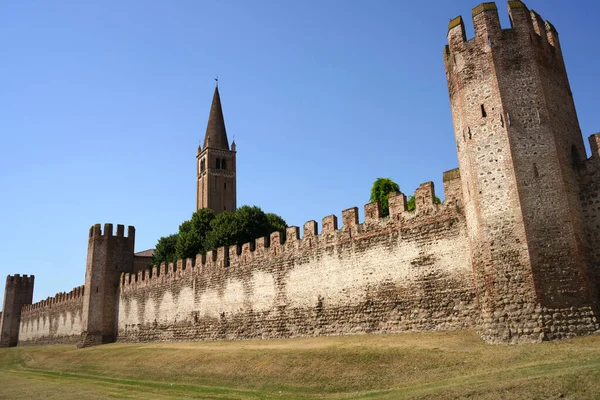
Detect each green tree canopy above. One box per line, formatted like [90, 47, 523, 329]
[174, 208, 215, 260]
[153, 234, 178, 265]
[153, 206, 286, 265]
[206, 206, 286, 250]
[369, 178, 400, 217]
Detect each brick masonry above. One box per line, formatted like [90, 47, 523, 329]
[18, 286, 84, 345]
[117, 178, 478, 342]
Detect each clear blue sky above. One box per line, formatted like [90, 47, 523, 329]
[1, 0, 599, 302]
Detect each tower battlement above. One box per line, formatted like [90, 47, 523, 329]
[89, 223, 135, 240]
[5, 274, 35, 287]
[446, 1, 561, 56]
[590, 133, 600, 159]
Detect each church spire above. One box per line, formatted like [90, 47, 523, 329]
[203, 83, 230, 150]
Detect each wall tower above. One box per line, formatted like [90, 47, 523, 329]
[0, 275, 34, 347]
[445, 1, 598, 342]
[196, 84, 237, 213]
[79, 224, 134, 347]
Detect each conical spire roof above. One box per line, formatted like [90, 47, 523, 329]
[203, 85, 230, 150]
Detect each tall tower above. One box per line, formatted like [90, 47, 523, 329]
[0, 275, 34, 347]
[196, 84, 237, 213]
[79, 224, 134, 347]
[445, 1, 598, 343]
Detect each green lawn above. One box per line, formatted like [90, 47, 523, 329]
[1, 331, 599, 399]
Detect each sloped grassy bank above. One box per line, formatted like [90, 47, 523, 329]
[1, 330, 600, 399]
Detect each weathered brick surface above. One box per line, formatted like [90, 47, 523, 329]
[18, 286, 84, 345]
[118, 182, 479, 342]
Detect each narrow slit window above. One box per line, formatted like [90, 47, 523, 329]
[481, 104, 487, 118]
[221, 159, 226, 170]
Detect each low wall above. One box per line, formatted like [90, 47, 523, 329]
[118, 178, 479, 343]
[19, 286, 85, 345]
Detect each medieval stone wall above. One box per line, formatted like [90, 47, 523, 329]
[117, 177, 479, 343]
[580, 134, 600, 294]
[18, 286, 84, 345]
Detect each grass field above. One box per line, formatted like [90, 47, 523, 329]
[1, 330, 599, 399]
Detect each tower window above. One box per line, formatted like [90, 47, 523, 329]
[571, 145, 581, 170]
[221, 159, 226, 170]
[224, 182, 227, 190]
[200, 159, 206, 173]
[481, 104, 487, 118]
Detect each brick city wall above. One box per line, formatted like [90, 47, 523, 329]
[117, 175, 479, 343]
[18, 286, 85, 345]
[580, 133, 600, 291]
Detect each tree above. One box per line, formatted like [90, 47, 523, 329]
[266, 213, 287, 238]
[153, 206, 287, 264]
[206, 205, 287, 250]
[174, 208, 215, 260]
[153, 234, 178, 265]
[369, 178, 400, 217]
[406, 195, 441, 212]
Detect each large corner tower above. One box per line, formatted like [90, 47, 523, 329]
[444, 1, 598, 343]
[196, 84, 237, 213]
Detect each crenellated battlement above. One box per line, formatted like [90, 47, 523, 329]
[445, 1, 561, 57]
[120, 173, 464, 293]
[6, 274, 35, 287]
[589, 133, 600, 160]
[21, 285, 85, 313]
[89, 223, 135, 240]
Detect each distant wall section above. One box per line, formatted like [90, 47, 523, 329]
[19, 286, 85, 345]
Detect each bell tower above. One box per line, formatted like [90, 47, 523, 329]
[196, 83, 237, 213]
